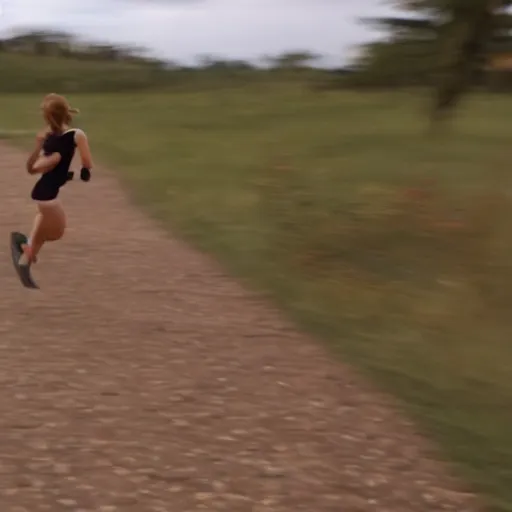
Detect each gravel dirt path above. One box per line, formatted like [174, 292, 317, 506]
[0, 142, 480, 511]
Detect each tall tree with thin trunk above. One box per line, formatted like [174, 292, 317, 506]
[362, 2, 512, 125]
[389, 0, 511, 125]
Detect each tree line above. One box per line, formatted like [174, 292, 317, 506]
[0, 30, 336, 93]
[0, 30, 322, 71]
[4, 0, 512, 123]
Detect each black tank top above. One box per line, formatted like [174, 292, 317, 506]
[31, 129, 77, 201]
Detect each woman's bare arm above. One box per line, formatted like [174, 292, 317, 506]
[31, 153, 62, 175]
[75, 129, 93, 169]
[26, 128, 54, 175]
[26, 134, 45, 174]
[26, 147, 43, 174]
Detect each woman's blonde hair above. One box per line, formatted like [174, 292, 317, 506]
[41, 93, 79, 133]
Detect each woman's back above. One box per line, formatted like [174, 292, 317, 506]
[41, 129, 77, 187]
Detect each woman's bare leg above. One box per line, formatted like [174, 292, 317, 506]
[26, 212, 43, 262]
[19, 213, 43, 265]
[19, 201, 66, 265]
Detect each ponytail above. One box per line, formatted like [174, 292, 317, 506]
[42, 94, 79, 134]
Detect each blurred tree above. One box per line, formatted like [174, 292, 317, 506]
[269, 51, 319, 70]
[1, 30, 73, 56]
[359, 1, 512, 124]
[196, 54, 253, 70]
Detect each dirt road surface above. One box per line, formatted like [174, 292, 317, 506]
[0, 142, 480, 511]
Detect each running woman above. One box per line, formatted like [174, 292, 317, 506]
[15, 93, 93, 270]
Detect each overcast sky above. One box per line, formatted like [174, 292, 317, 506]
[0, 0, 395, 66]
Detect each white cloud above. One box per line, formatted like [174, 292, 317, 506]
[0, 0, 395, 65]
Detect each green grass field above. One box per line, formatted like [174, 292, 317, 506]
[2, 88, 512, 511]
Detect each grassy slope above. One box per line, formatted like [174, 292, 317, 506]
[2, 88, 512, 511]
